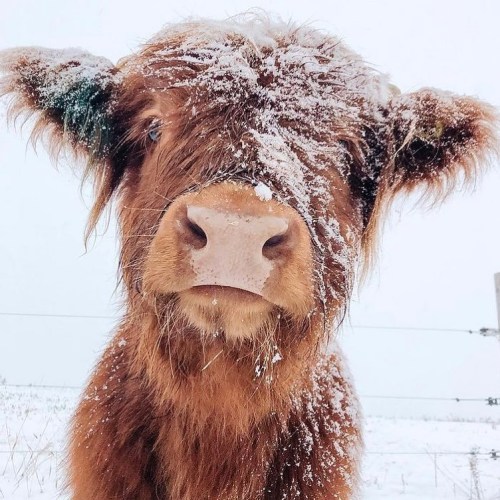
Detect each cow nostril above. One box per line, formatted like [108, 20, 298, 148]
[263, 234, 286, 249]
[187, 220, 207, 240]
[183, 217, 208, 248]
[262, 232, 289, 259]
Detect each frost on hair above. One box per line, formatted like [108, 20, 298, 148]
[117, 15, 393, 323]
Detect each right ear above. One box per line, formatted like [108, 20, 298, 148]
[0, 47, 123, 232]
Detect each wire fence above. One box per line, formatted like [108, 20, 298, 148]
[1, 309, 499, 337]
[1, 383, 81, 390]
[360, 395, 500, 405]
[366, 450, 499, 459]
[2, 382, 499, 406]
[0, 311, 115, 320]
[1, 312, 498, 464]
[1, 448, 498, 460]
[1, 382, 499, 460]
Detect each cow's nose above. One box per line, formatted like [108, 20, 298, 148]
[181, 205, 291, 295]
[184, 205, 290, 255]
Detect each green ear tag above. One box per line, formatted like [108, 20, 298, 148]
[434, 121, 444, 139]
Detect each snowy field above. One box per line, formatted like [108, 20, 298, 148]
[1, 385, 498, 500]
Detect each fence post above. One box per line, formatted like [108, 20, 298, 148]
[495, 273, 500, 332]
[480, 274, 500, 338]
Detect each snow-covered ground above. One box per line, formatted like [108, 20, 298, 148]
[1, 385, 498, 499]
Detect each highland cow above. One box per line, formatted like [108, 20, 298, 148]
[0, 15, 497, 500]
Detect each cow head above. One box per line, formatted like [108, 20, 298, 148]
[1, 17, 497, 349]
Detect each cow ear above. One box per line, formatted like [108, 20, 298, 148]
[385, 88, 498, 198]
[0, 47, 122, 235]
[0, 46, 119, 159]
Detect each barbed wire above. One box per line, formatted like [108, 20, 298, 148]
[344, 324, 476, 334]
[1, 310, 497, 336]
[366, 450, 499, 459]
[0, 311, 114, 320]
[0, 450, 59, 455]
[1, 449, 497, 459]
[1, 382, 499, 406]
[1, 382, 81, 390]
[360, 395, 500, 405]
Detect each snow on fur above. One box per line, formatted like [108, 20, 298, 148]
[127, 15, 393, 312]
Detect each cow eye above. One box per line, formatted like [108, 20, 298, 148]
[148, 128, 161, 142]
[147, 120, 162, 143]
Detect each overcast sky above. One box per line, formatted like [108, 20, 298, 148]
[1, 0, 499, 419]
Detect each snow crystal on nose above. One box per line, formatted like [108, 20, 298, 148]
[254, 182, 273, 201]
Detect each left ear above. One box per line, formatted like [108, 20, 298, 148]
[0, 47, 119, 160]
[0, 47, 124, 237]
[385, 88, 498, 196]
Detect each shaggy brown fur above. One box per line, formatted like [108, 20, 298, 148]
[0, 15, 497, 500]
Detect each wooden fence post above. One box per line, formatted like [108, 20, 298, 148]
[495, 273, 500, 332]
